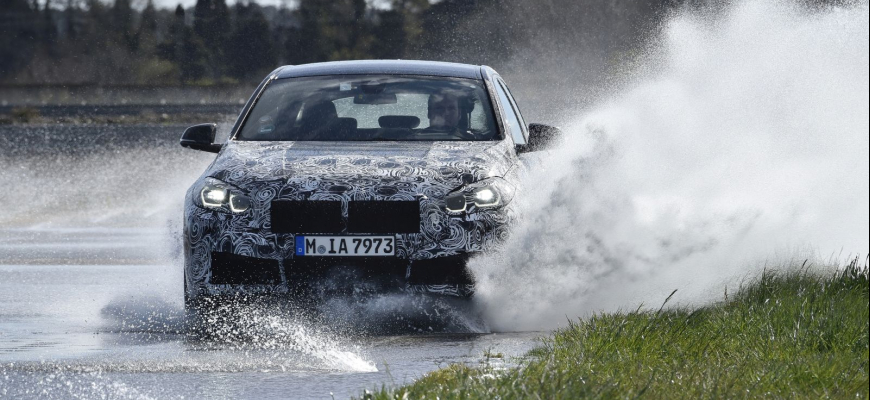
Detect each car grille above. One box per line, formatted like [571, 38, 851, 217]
[209, 252, 282, 285]
[284, 256, 407, 283]
[347, 201, 420, 233]
[271, 201, 343, 233]
[271, 200, 420, 234]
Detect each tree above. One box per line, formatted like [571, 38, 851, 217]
[287, 0, 328, 64]
[372, 0, 428, 59]
[110, 0, 136, 50]
[136, 0, 158, 50]
[63, 0, 79, 40]
[42, 0, 57, 47]
[193, 0, 230, 78]
[81, 0, 111, 52]
[226, 3, 276, 80]
[157, 4, 207, 84]
[371, 9, 405, 59]
[418, 0, 477, 60]
[286, 0, 375, 64]
[0, 0, 39, 78]
[179, 28, 207, 83]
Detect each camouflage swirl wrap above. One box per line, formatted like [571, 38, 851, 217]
[184, 139, 519, 300]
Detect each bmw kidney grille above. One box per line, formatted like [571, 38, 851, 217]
[270, 200, 420, 234]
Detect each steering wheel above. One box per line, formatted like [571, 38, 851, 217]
[455, 129, 481, 140]
[419, 126, 479, 140]
[372, 128, 414, 141]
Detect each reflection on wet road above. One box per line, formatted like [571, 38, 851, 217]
[0, 125, 542, 399]
[0, 228, 541, 399]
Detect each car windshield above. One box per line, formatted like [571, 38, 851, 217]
[235, 75, 500, 141]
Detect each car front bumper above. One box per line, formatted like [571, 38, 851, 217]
[183, 203, 512, 300]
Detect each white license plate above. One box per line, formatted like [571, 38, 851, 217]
[294, 236, 395, 256]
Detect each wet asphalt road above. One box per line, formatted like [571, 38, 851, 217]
[0, 124, 542, 399]
[0, 227, 542, 400]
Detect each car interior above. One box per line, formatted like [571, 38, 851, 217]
[238, 77, 499, 142]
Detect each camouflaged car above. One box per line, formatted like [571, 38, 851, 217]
[180, 60, 559, 314]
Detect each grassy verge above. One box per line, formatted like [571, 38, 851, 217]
[361, 259, 869, 399]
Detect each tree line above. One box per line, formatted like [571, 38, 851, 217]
[0, 0, 517, 85]
[6, 0, 839, 87]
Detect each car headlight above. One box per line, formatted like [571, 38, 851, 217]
[444, 177, 514, 213]
[196, 177, 252, 213]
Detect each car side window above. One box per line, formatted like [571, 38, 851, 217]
[497, 79, 529, 142]
[493, 79, 526, 145]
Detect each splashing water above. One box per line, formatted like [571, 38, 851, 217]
[317, 293, 490, 334]
[470, 0, 869, 331]
[177, 305, 378, 373]
[0, 121, 380, 384]
[97, 296, 378, 372]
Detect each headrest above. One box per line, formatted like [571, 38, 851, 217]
[302, 101, 337, 121]
[337, 117, 357, 129]
[378, 115, 421, 129]
[459, 96, 476, 113]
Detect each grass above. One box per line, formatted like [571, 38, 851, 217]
[359, 258, 869, 399]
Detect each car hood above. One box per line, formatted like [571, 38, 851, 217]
[208, 140, 516, 199]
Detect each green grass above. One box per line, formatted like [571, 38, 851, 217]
[360, 259, 869, 399]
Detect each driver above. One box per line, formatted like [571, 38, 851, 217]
[427, 93, 461, 133]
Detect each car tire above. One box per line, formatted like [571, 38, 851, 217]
[183, 274, 215, 338]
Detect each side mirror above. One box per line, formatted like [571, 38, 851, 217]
[519, 123, 561, 153]
[180, 123, 222, 153]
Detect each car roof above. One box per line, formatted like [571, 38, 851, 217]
[275, 60, 484, 80]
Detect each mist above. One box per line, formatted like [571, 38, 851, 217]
[469, 0, 869, 331]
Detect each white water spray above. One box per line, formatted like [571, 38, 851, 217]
[470, 0, 869, 331]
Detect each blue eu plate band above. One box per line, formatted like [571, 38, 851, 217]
[295, 236, 305, 256]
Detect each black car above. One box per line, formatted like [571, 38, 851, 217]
[181, 60, 558, 315]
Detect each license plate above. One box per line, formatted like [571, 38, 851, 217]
[294, 236, 395, 256]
